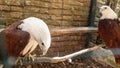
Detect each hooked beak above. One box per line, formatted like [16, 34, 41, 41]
[42, 47, 48, 55]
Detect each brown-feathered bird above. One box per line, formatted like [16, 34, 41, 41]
[2, 21, 30, 58]
[98, 5, 120, 64]
[0, 17, 51, 65]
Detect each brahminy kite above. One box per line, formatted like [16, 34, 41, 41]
[98, 5, 120, 64]
[0, 17, 51, 64]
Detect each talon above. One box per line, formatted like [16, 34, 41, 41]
[15, 57, 23, 65]
[25, 53, 36, 61]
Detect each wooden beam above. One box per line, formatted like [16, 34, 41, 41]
[51, 27, 98, 35]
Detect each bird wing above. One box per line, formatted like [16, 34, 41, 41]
[2, 21, 30, 57]
[98, 19, 120, 48]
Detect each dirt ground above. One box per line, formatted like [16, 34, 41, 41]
[13, 58, 115, 68]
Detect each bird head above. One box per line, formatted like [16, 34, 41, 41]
[99, 5, 118, 19]
[40, 41, 51, 55]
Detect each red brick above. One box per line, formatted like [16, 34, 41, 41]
[25, 0, 50, 8]
[51, 3, 62, 9]
[2, 12, 10, 18]
[0, 0, 4, 4]
[10, 12, 23, 18]
[23, 6, 40, 13]
[49, 9, 62, 15]
[4, 0, 22, 6]
[0, 5, 10, 11]
[51, 15, 62, 20]
[11, 6, 23, 12]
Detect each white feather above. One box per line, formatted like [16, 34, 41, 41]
[18, 17, 51, 55]
[100, 5, 118, 19]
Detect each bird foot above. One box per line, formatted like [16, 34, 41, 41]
[15, 54, 36, 65]
[25, 54, 36, 62]
[15, 57, 24, 65]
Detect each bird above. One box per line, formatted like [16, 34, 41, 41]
[98, 5, 120, 64]
[18, 17, 51, 56]
[0, 17, 51, 65]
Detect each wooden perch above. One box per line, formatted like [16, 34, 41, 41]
[20, 45, 104, 65]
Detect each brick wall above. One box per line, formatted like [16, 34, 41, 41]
[0, 0, 90, 27]
[33, 28, 97, 56]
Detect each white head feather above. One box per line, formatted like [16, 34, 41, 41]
[18, 17, 51, 55]
[100, 5, 118, 19]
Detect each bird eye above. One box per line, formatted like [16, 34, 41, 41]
[42, 42, 44, 46]
[104, 7, 107, 9]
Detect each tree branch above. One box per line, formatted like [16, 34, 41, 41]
[19, 45, 104, 65]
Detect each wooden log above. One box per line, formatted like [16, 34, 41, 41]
[18, 45, 104, 65]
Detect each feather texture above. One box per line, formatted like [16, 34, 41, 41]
[99, 5, 120, 64]
[18, 17, 51, 55]
[100, 5, 118, 19]
[1, 21, 30, 57]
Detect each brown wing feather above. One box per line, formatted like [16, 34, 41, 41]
[2, 21, 30, 58]
[98, 19, 120, 48]
[98, 19, 120, 63]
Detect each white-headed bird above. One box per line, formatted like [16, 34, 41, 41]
[98, 5, 120, 64]
[18, 17, 51, 56]
[0, 17, 51, 64]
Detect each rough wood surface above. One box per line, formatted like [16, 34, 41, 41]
[17, 45, 104, 65]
